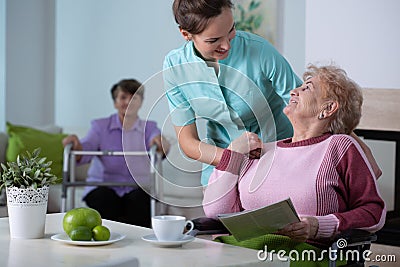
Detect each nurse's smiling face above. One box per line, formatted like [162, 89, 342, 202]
[181, 7, 236, 62]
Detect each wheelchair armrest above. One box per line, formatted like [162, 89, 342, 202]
[329, 229, 377, 266]
[334, 229, 377, 246]
[189, 217, 229, 236]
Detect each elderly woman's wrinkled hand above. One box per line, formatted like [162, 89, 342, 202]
[62, 134, 83, 161]
[276, 216, 319, 242]
[62, 134, 82, 151]
[228, 132, 262, 156]
[150, 135, 170, 158]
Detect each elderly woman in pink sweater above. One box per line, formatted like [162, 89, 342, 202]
[203, 64, 386, 249]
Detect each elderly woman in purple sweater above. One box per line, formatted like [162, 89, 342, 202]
[63, 79, 169, 227]
[203, 64, 386, 249]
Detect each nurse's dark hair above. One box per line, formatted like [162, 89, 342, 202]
[173, 0, 233, 34]
[110, 79, 144, 101]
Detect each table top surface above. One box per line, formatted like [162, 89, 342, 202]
[0, 213, 288, 267]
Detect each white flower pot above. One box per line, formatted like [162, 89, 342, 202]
[6, 186, 49, 239]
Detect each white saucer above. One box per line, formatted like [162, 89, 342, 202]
[51, 232, 125, 246]
[141, 234, 194, 247]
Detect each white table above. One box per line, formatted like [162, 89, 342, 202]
[0, 213, 289, 267]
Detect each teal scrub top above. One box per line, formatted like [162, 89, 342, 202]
[163, 31, 302, 185]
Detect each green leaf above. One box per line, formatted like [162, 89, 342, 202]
[254, 15, 262, 29]
[1, 163, 7, 171]
[32, 148, 41, 158]
[247, 16, 255, 25]
[44, 161, 53, 168]
[249, 0, 261, 11]
[38, 157, 47, 164]
[237, 5, 245, 20]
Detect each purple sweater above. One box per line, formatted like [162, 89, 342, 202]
[203, 133, 386, 242]
[78, 114, 161, 198]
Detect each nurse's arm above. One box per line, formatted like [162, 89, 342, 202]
[174, 124, 224, 166]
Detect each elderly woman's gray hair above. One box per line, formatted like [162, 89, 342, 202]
[303, 64, 363, 134]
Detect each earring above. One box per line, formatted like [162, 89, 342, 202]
[318, 113, 325, 120]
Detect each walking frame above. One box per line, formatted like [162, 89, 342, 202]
[61, 143, 164, 217]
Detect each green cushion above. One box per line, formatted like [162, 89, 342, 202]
[6, 122, 67, 182]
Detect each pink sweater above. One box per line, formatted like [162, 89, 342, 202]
[203, 133, 386, 241]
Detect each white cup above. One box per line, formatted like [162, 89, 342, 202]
[152, 215, 195, 241]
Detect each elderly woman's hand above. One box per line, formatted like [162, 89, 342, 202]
[228, 132, 262, 156]
[62, 134, 83, 161]
[150, 135, 170, 157]
[276, 216, 319, 242]
[62, 134, 82, 151]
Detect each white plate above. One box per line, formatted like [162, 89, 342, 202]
[141, 234, 194, 247]
[51, 232, 125, 246]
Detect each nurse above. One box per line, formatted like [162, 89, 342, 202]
[163, 0, 301, 185]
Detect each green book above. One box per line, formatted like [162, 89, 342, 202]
[217, 198, 300, 242]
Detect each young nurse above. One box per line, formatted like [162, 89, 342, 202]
[163, 0, 301, 186]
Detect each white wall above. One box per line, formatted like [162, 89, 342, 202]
[55, 0, 181, 137]
[305, 0, 400, 88]
[0, 0, 6, 132]
[5, 0, 55, 127]
[281, 0, 305, 77]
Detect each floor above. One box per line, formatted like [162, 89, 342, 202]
[369, 243, 399, 267]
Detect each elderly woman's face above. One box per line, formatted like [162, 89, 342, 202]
[284, 76, 325, 120]
[114, 90, 142, 118]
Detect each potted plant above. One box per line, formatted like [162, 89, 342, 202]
[0, 148, 58, 239]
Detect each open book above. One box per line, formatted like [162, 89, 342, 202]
[217, 198, 300, 241]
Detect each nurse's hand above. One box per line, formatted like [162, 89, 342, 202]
[228, 132, 262, 155]
[249, 148, 261, 159]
